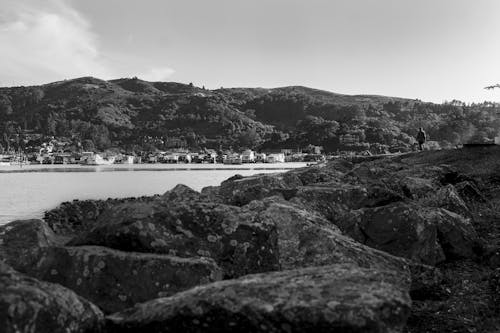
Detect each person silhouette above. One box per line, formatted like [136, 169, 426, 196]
[416, 127, 426, 151]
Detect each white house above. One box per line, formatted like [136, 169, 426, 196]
[241, 150, 256, 163]
[255, 153, 267, 163]
[163, 154, 179, 163]
[266, 153, 285, 163]
[123, 155, 134, 164]
[82, 153, 115, 165]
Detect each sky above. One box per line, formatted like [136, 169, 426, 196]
[1, 0, 500, 103]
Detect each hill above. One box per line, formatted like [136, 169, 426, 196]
[1, 77, 499, 153]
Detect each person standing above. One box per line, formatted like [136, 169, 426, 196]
[416, 127, 426, 151]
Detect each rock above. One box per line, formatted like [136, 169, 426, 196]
[44, 199, 112, 235]
[253, 198, 440, 296]
[488, 247, 500, 269]
[294, 183, 369, 217]
[345, 163, 399, 184]
[0, 261, 103, 333]
[44, 196, 160, 236]
[253, 198, 409, 272]
[455, 181, 488, 204]
[0, 219, 60, 268]
[324, 158, 355, 173]
[440, 169, 475, 186]
[433, 209, 479, 260]
[199, 185, 223, 203]
[18, 245, 222, 313]
[106, 264, 411, 333]
[288, 163, 344, 185]
[162, 184, 202, 202]
[364, 185, 406, 207]
[407, 262, 443, 300]
[68, 200, 279, 279]
[218, 172, 303, 205]
[294, 183, 403, 221]
[398, 176, 437, 199]
[489, 268, 500, 313]
[423, 184, 471, 217]
[334, 203, 445, 265]
[332, 202, 480, 265]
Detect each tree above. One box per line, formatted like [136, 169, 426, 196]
[56, 120, 69, 137]
[46, 114, 57, 135]
[2, 133, 9, 152]
[244, 109, 256, 119]
[238, 128, 262, 148]
[485, 84, 500, 90]
[82, 139, 95, 151]
[0, 95, 13, 117]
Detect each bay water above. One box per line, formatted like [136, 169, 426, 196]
[0, 163, 307, 225]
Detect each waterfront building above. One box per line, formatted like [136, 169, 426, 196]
[54, 153, 74, 164]
[255, 153, 267, 163]
[266, 153, 285, 163]
[162, 153, 179, 163]
[241, 150, 256, 163]
[223, 153, 243, 164]
[120, 155, 135, 164]
[178, 153, 192, 163]
[82, 153, 115, 165]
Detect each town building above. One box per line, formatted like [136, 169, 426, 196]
[241, 150, 256, 163]
[266, 153, 285, 163]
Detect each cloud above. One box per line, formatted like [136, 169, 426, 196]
[139, 67, 176, 82]
[0, 0, 108, 85]
[0, 0, 174, 86]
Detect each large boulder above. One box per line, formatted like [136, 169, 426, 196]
[344, 163, 400, 184]
[455, 181, 488, 205]
[398, 176, 437, 199]
[252, 198, 409, 272]
[251, 197, 441, 295]
[433, 209, 479, 260]
[421, 184, 471, 217]
[287, 163, 345, 185]
[333, 203, 445, 265]
[0, 261, 103, 333]
[162, 184, 203, 203]
[18, 245, 222, 313]
[44, 199, 113, 235]
[106, 264, 412, 333]
[293, 183, 403, 221]
[294, 183, 369, 213]
[199, 185, 224, 203]
[44, 196, 160, 236]
[0, 219, 60, 268]
[68, 199, 279, 279]
[332, 202, 480, 265]
[218, 172, 303, 205]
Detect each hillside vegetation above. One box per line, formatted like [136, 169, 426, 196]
[1, 77, 499, 153]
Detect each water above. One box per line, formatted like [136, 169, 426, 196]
[0, 163, 307, 225]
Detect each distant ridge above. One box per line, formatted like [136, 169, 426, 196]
[0, 76, 497, 153]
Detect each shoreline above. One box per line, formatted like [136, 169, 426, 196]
[0, 162, 309, 174]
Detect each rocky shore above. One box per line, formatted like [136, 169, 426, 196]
[2, 147, 500, 332]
